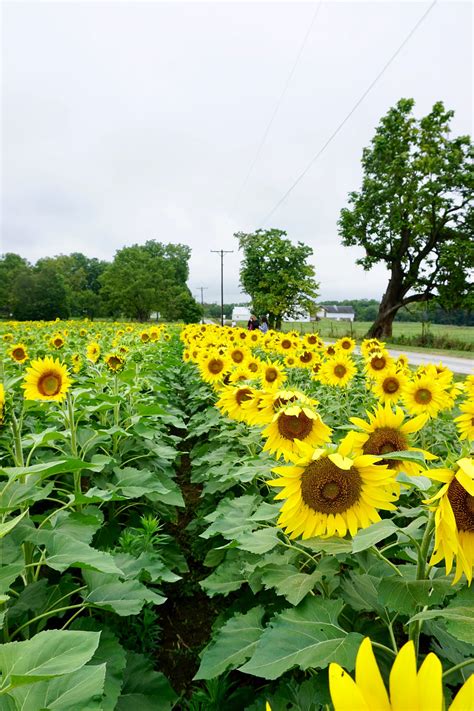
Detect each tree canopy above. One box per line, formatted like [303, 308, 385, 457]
[235, 229, 319, 329]
[339, 98, 473, 338]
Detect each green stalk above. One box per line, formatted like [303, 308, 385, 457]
[408, 512, 435, 655]
[66, 392, 82, 509]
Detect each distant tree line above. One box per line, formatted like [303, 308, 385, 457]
[319, 300, 474, 326]
[0, 241, 202, 323]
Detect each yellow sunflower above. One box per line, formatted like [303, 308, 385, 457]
[227, 346, 249, 366]
[372, 366, 409, 404]
[3, 333, 14, 342]
[50, 333, 65, 349]
[454, 399, 474, 441]
[303, 333, 324, 350]
[320, 354, 357, 388]
[104, 352, 125, 372]
[9, 343, 29, 363]
[395, 353, 410, 371]
[329, 636, 474, 711]
[364, 350, 393, 379]
[402, 373, 446, 419]
[296, 350, 318, 368]
[426, 457, 474, 584]
[360, 337, 386, 358]
[262, 405, 331, 462]
[139, 329, 150, 343]
[464, 375, 474, 398]
[79, 328, 88, 337]
[260, 361, 287, 390]
[71, 353, 82, 373]
[215, 385, 256, 422]
[86, 342, 101, 363]
[268, 439, 397, 538]
[247, 388, 316, 427]
[341, 403, 434, 477]
[22, 356, 72, 402]
[198, 351, 230, 384]
[336, 336, 356, 353]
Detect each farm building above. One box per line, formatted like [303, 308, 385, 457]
[232, 306, 251, 322]
[316, 305, 355, 321]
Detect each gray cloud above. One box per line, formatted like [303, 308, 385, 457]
[2, 1, 472, 304]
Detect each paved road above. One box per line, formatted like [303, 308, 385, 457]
[385, 347, 473, 376]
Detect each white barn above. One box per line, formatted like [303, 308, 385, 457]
[316, 305, 355, 322]
[232, 306, 251, 322]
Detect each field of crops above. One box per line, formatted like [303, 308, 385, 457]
[1, 321, 473, 710]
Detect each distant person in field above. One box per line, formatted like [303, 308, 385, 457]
[259, 316, 269, 333]
[247, 315, 259, 330]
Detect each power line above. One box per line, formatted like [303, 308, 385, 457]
[258, 0, 438, 227]
[233, 1, 322, 211]
[210, 250, 233, 326]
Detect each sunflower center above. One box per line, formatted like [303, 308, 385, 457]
[108, 356, 122, 369]
[447, 478, 474, 532]
[301, 458, 362, 514]
[327, 346, 336, 356]
[300, 352, 312, 363]
[383, 377, 400, 394]
[232, 350, 244, 363]
[277, 412, 313, 441]
[248, 362, 259, 372]
[371, 357, 386, 370]
[12, 348, 26, 360]
[281, 339, 292, 350]
[265, 367, 278, 383]
[341, 341, 351, 350]
[307, 336, 317, 344]
[362, 427, 408, 468]
[334, 365, 347, 378]
[414, 388, 432, 404]
[208, 358, 224, 374]
[236, 388, 253, 405]
[38, 373, 61, 396]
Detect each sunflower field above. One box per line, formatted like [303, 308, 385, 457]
[0, 320, 473, 711]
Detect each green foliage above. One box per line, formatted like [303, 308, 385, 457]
[235, 228, 319, 328]
[339, 99, 474, 336]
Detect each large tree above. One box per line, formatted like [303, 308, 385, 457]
[0, 253, 30, 318]
[235, 229, 319, 329]
[339, 99, 473, 338]
[100, 240, 200, 322]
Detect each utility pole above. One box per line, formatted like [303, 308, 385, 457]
[210, 250, 233, 326]
[195, 286, 207, 324]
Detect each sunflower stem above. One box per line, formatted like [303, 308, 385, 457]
[442, 659, 474, 679]
[371, 546, 403, 577]
[408, 512, 435, 656]
[66, 392, 82, 510]
[371, 641, 397, 658]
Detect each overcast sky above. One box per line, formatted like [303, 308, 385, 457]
[2, 0, 472, 304]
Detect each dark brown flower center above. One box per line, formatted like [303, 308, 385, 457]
[307, 335, 317, 344]
[141, 333, 150, 342]
[273, 394, 297, 411]
[383, 377, 400, 394]
[326, 346, 336, 356]
[414, 388, 432, 404]
[231, 350, 244, 363]
[108, 356, 122, 369]
[448, 477, 474, 532]
[301, 458, 362, 514]
[236, 388, 253, 405]
[371, 356, 386, 370]
[362, 427, 408, 468]
[54, 338, 63, 347]
[277, 412, 313, 441]
[341, 341, 351, 350]
[281, 339, 292, 350]
[38, 372, 61, 396]
[334, 364, 347, 378]
[265, 367, 278, 383]
[299, 351, 312, 363]
[248, 362, 259, 372]
[12, 348, 26, 360]
[208, 358, 224, 374]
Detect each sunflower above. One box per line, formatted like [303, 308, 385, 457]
[216, 385, 256, 422]
[71, 353, 82, 373]
[9, 343, 29, 363]
[22, 356, 72, 402]
[341, 403, 434, 477]
[86, 342, 101, 363]
[260, 361, 287, 390]
[426, 457, 474, 584]
[336, 336, 356, 353]
[303, 333, 324, 350]
[228, 365, 253, 383]
[320, 354, 357, 388]
[296, 350, 318, 368]
[3, 333, 13, 342]
[105, 352, 125, 372]
[139, 330, 150, 343]
[329, 636, 474, 711]
[50, 333, 65, 349]
[262, 405, 331, 462]
[268, 439, 397, 538]
[360, 337, 385, 358]
[395, 353, 410, 371]
[465, 375, 474, 398]
[198, 351, 230, 384]
[371, 367, 408, 404]
[246, 356, 263, 376]
[454, 399, 474, 441]
[364, 350, 393, 378]
[247, 388, 316, 426]
[227, 346, 248, 366]
[79, 328, 88, 337]
[402, 373, 446, 419]
[276, 335, 298, 354]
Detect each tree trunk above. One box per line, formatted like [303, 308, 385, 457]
[366, 269, 405, 339]
[275, 316, 282, 330]
[366, 309, 396, 339]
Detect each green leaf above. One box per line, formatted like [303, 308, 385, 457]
[5, 664, 106, 710]
[352, 520, 398, 553]
[381, 450, 426, 464]
[300, 537, 352, 555]
[199, 552, 248, 596]
[259, 566, 322, 606]
[194, 607, 265, 680]
[82, 573, 165, 616]
[341, 574, 385, 616]
[0, 511, 28, 539]
[0, 630, 100, 689]
[237, 528, 280, 554]
[378, 577, 453, 615]
[116, 652, 177, 711]
[1, 459, 88, 481]
[31, 530, 123, 575]
[409, 596, 474, 644]
[239, 598, 363, 680]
